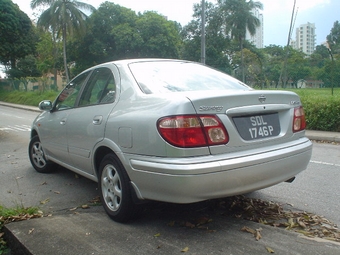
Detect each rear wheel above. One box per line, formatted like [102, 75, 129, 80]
[99, 153, 136, 222]
[28, 135, 54, 173]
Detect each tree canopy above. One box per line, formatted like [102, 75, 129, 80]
[0, 0, 37, 70]
[31, 0, 95, 82]
[68, 2, 182, 75]
[1, 0, 339, 91]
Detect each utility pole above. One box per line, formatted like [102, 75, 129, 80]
[279, 0, 297, 88]
[201, 0, 206, 64]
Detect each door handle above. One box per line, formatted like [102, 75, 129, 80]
[93, 115, 103, 125]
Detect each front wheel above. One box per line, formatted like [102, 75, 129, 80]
[28, 135, 54, 173]
[99, 153, 136, 222]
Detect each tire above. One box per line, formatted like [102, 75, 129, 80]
[99, 153, 136, 222]
[28, 135, 54, 173]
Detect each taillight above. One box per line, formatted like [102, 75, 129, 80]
[157, 115, 229, 148]
[293, 106, 306, 132]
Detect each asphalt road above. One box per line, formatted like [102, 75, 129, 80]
[1, 105, 340, 254]
[0, 106, 99, 212]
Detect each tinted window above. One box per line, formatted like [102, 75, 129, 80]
[78, 67, 116, 107]
[55, 71, 89, 110]
[128, 61, 251, 94]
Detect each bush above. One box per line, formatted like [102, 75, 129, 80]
[298, 90, 340, 132]
[0, 90, 58, 107]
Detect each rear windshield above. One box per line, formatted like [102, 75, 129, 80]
[128, 61, 251, 94]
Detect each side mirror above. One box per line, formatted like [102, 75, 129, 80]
[39, 100, 53, 111]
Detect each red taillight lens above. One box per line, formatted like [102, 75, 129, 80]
[293, 106, 306, 132]
[157, 115, 229, 148]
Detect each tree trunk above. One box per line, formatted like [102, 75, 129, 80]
[240, 37, 245, 83]
[62, 25, 69, 83]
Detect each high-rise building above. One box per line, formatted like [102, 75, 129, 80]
[245, 9, 263, 48]
[293, 22, 316, 55]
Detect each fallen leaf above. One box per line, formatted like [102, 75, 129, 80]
[28, 228, 34, 234]
[89, 196, 101, 204]
[286, 218, 295, 229]
[196, 217, 212, 226]
[185, 221, 195, 228]
[181, 247, 189, 252]
[266, 246, 275, 253]
[154, 233, 161, 237]
[297, 217, 307, 229]
[53, 191, 60, 194]
[255, 228, 262, 241]
[81, 204, 90, 209]
[40, 198, 50, 204]
[69, 207, 78, 211]
[40, 181, 47, 185]
[241, 226, 256, 235]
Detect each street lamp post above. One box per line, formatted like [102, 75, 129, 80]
[326, 41, 334, 96]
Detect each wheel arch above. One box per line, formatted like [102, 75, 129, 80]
[94, 146, 114, 178]
[30, 128, 38, 139]
[93, 146, 144, 203]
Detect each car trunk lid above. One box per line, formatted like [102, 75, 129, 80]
[186, 90, 304, 154]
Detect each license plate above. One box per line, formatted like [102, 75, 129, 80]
[233, 113, 280, 140]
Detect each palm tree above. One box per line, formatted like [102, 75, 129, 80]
[218, 0, 263, 82]
[31, 0, 95, 82]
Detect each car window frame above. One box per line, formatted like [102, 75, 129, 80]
[53, 71, 91, 112]
[77, 67, 116, 108]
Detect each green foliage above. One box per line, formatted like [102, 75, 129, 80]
[31, 0, 96, 82]
[181, 1, 232, 72]
[0, 90, 59, 106]
[68, 2, 182, 75]
[7, 55, 42, 82]
[0, 205, 41, 254]
[293, 89, 340, 131]
[0, 0, 37, 69]
[327, 20, 340, 54]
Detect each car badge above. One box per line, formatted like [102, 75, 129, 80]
[258, 95, 266, 103]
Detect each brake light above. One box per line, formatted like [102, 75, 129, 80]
[293, 106, 306, 132]
[157, 115, 229, 148]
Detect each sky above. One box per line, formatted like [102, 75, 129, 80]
[2, 0, 338, 77]
[11, 0, 339, 46]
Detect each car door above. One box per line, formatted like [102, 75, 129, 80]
[38, 71, 90, 165]
[65, 66, 118, 174]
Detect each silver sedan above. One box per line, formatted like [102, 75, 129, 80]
[28, 59, 312, 222]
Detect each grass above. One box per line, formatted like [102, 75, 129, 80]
[0, 90, 59, 107]
[0, 206, 42, 254]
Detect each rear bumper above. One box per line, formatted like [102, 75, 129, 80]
[127, 138, 312, 203]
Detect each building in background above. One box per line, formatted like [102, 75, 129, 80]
[291, 22, 316, 55]
[245, 9, 263, 48]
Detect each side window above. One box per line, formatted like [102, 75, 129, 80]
[78, 67, 116, 107]
[55, 71, 89, 110]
